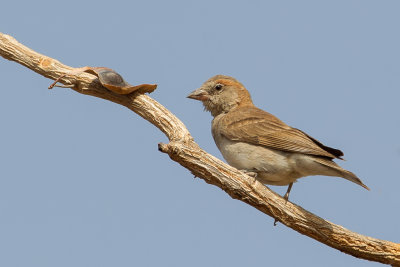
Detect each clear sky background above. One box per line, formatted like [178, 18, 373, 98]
[1, 1, 399, 266]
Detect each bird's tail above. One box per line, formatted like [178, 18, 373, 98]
[312, 157, 370, 190]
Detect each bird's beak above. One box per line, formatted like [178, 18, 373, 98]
[187, 88, 210, 101]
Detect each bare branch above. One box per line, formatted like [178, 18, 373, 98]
[1, 32, 399, 266]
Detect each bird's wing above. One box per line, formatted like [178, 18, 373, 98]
[219, 107, 343, 159]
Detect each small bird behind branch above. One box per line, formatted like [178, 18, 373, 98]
[187, 75, 369, 204]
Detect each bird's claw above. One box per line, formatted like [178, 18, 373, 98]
[241, 170, 258, 178]
[274, 183, 294, 226]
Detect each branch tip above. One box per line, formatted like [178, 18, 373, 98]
[158, 142, 168, 153]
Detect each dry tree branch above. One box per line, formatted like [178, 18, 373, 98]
[1, 32, 399, 266]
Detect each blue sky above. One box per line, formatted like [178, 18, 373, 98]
[1, 1, 399, 266]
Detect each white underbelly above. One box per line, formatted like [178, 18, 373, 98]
[216, 137, 301, 185]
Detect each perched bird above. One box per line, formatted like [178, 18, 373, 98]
[187, 75, 369, 202]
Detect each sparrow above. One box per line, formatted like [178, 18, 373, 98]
[187, 75, 369, 202]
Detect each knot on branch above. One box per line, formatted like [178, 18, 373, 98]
[158, 142, 169, 153]
[158, 142, 186, 156]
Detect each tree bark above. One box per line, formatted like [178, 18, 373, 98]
[1, 32, 399, 266]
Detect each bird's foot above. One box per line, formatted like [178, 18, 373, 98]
[283, 191, 290, 203]
[274, 183, 294, 226]
[241, 170, 257, 178]
[241, 170, 258, 185]
[283, 183, 293, 204]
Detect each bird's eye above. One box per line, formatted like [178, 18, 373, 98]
[215, 84, 223, 91]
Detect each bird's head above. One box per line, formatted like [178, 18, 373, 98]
[187, 75, 253, 117]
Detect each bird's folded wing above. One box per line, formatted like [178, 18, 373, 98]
[219, 107, 343, 159]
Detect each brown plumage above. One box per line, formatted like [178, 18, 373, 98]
[188, 75, 369, 202]
[219, 107, 343, 159]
